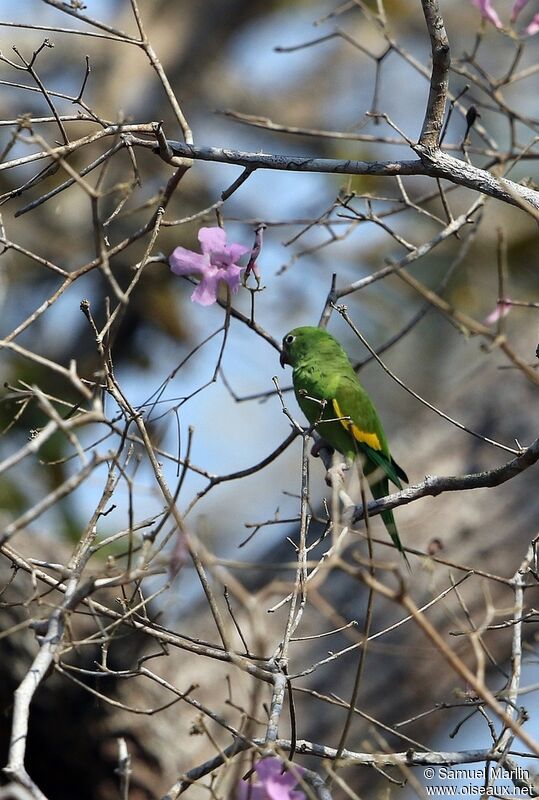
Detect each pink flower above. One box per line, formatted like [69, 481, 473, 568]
[524, 12, 539, 33]
[511, 0, 531, 22]
[169, 227, 250, 306]
[236, 758, 305, 800]
[471, 0, 503, 27]
[483, 299, 512, 325]
[470, 0, 539, 33]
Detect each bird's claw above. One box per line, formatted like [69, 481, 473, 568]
[325, 461, 348, 488]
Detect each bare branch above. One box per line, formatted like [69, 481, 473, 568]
[353, 435, 539, 524]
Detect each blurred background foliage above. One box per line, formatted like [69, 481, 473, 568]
[1, 1, 539, 798]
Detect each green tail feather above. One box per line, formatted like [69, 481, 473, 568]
[370, 477, 411, 569]
[363, 444, 404, 490]
[360, 448, 410, 568]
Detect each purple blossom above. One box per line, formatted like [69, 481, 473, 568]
[524, 12, 539, 33]
[169, 226, 249, 306]
[236, 758, 305, 800]
[471, 0, 503, 27]
[470, 0, 539, 33]
[512, 0, 531, 22]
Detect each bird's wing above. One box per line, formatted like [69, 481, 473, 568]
[333, 376, 406, 489]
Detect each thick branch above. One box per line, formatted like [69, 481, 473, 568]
[419, 0, 450, 150]
[418, 150, 539, 212]
[7, 125, 539, 213]
[157, 140, 539, 213]
[164, 139, 419, 177]
[353, 435, 539, 523]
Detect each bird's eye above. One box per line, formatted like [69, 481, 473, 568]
[284, 334, 295, 346]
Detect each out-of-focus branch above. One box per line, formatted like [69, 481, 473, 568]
[4, 457, 126, 798]
[496, 541, 536, 756]
[353, 566, 539, 757]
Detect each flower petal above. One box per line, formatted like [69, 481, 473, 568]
[209, 247, 235, 269]
[265, 773, 305, 800]
[525, 12, 539, 34]
[198, 226, 227, 254]
[471, 0, 503, 27]
[254, 758, 305, 800]
[190, 272, 222, 306]
[512, 0, 530, 22]
[226, 242, 250, 262]
[483, 299, 512, 325]
[255, 759, 282, 783]
[220, 264, 243, 295]
[169, 247, 209, 276]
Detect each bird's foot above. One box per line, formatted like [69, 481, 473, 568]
[324, 460, 349, 488]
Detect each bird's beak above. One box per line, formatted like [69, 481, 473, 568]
[279, 350, 289, 368]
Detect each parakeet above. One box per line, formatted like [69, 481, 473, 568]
[280, 326, 408, 558]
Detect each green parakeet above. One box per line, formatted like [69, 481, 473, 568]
[280, 326, 408, 558]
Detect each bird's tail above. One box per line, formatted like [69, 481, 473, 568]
[370, 476, 411, 569]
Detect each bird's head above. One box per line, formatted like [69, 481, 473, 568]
[279, 330, 297, 368]
[280, 326, 335, 368]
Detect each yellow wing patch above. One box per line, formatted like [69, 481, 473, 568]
[333, 399, 381, 451]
